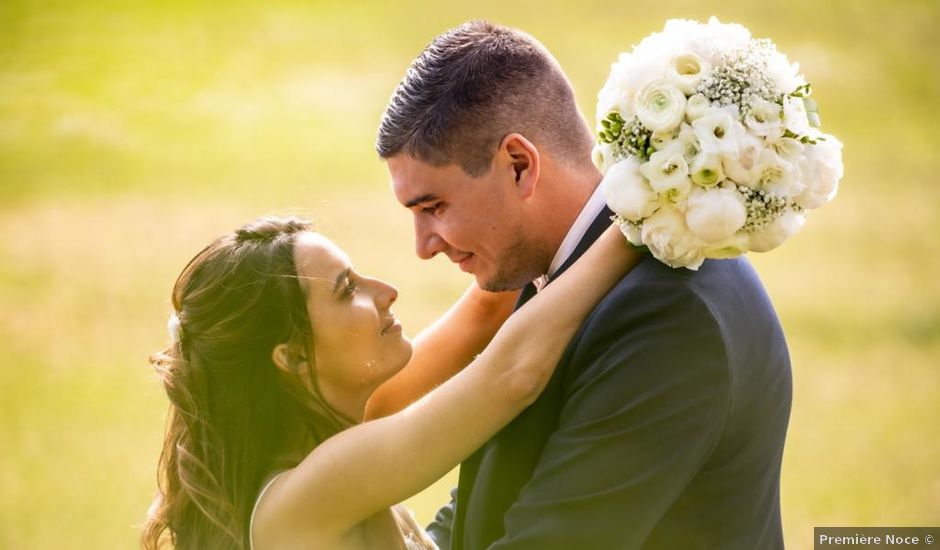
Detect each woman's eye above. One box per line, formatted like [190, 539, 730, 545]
[341, 280, 357, 298]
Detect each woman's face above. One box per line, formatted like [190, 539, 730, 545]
[292, 232, 413, 409]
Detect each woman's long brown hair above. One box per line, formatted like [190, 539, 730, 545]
[142, 216, 351, 549]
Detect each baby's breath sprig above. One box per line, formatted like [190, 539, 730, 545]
[736, 185, 803, 232]
[697, 39, 780, 117]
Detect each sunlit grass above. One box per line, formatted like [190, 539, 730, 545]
[1, 1, 938, 548]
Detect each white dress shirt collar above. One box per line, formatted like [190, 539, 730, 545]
[534, 184, 607, 291]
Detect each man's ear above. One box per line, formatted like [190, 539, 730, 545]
[500, 133, 540, 198]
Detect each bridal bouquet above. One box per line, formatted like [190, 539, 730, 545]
[594, 17, 843, 269]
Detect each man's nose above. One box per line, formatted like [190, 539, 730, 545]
[415, 219, 447, 260]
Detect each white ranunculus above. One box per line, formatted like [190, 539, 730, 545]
[690, 152, 725, 188]
[602, 158, 660, 221]
[640, 145, 690, 192]
[722, 132, 764, 187]
[667, 53, 711, 94]
[641, 206, 706, 270]
[636, 80, 687, 133]
[596, 55, 671, 126]
[693, 106, 743, 157]
[744, 97, 784, 140]
[795, 132, 843, 209]
[758, 147, 804, 197]
[684, 184, 747, 243]
[685, 93, 711, 122]
[783, 95, 810, 136]
[748, 209, 806, 252]
[592, 142, 618, 174]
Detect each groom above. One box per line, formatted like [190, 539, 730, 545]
[377, 21, 791, 550]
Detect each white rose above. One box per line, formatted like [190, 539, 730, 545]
[602, 158, 660, 221]
[722, 132, 764, 187]
[690, 152, 725, 188]
[640, 145, 690, 192]
[748, 209, 806, 252]
[795, 132, 843, 209]
[684, 184, 747, 243]
[592, 142, 617, 174]
[744, 97, 784, 140]
[693, 106, 743, 157]
[667, 53, 711, 95]
[685, 93, 711, 122]
[783, 96, 810, 136]
[636, 79, 687, 133]
[758, 147, 804, 197]
[641, 206, 706, 270]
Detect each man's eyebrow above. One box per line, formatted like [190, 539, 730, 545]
[404, 193, 439, 209]
[333, 267, 351, 293]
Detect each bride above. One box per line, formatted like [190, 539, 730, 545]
[142, 215, 641, 549]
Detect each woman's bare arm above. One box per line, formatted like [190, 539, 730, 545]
[365, 284, 520, 420]
[254, 225, 642, 545]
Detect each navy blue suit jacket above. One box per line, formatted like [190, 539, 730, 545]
[427, 208, 792, 550]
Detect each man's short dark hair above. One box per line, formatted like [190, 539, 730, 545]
[376, 21, 594, 176]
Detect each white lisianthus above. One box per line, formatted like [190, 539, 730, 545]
[705, 232, 751, 259]
[758, 148, 804, 197]
[668, 53, 711, 94]
[744, 97, 784, 140]
[636, 79, 687, 133]
[768, 55, 804, 100]
[602, 158, 660, 221]
[618, 220, 643, 246]
[685, 93, 711, 122]
[722, 132, 763, 187]
[771, 136, 805, 162]
[650, 127, 679, 150]
[749, 209, 806, 252]
[640, 145, 690, 192]
[659, 178, 693, 212]
[693, 106, 743, 157]
[684, 184, 747, 243]
[690, 152, 725, 188]
[592, 142, 618, 174]
[783, 95, 810, 136]
[641, 206, 706, 270]
[795, 132, 843, 209]
[675, 123, 701, 160]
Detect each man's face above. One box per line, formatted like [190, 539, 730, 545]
[387, 155, 546, 291]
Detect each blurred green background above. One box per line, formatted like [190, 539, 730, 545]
[1, 0, 937, 548]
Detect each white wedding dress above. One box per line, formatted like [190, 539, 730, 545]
[249, 472, 438, 550]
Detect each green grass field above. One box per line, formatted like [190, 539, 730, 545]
[1, 1, 938, 548]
